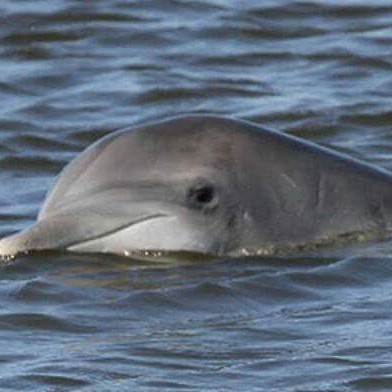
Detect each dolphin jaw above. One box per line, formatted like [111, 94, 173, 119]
[66, 213, 208, 256]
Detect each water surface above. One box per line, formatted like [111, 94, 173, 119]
[1, 1, 392, 390]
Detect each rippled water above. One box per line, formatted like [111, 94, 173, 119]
[1, 0, 392, 390]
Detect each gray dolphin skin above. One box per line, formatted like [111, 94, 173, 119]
[1, 115, 392, 258]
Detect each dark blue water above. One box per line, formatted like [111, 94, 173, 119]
[1, 1, 392, 390]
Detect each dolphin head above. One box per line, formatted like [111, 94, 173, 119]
[0, 116, 257, 257]
[2, 114, 388, 258]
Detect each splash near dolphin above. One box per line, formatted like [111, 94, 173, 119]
[1, 115, 392, 258]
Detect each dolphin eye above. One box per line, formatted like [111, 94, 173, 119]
[194, 186, 214, 203]
[187, 183, 217, 209]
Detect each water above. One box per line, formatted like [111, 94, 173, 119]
[1, 0, 392, 390]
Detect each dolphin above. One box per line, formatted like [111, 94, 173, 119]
[1, 115, 392, 258]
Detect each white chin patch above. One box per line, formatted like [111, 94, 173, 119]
[67, 215, 206, 255]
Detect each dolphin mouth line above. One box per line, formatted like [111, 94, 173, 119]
[65, 213, 169, 249]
